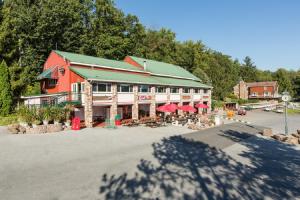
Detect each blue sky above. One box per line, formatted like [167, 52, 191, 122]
[114, 0, 300, 71]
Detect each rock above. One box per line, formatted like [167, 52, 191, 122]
[297, 130, 300, 135]
[19, 126, 26, 134]
[272, 134, 288, 142]
[47, 124, 63, 133]
[261, 128, 273, 137]
[285, 136, 299, 145]
[292, 133, 300, 138]
[7, 124, 20, 134]
[26, 125, 47, 134]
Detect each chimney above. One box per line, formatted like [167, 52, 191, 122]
[143, 61, 147, 71]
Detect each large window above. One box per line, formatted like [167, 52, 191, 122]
[117, 84, 133, 93]
[183, 88, 190, 93]
[93, 83, 111, 92]
[203, 89, 208, 94]
[170, 87, 179, 93]
[139, 85, 150, 93]
[194, 88, 200, 93]
[156, 86, 166, 93]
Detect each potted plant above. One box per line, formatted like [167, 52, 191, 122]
[64, 105, 72, 127]
[52, 107, 64, 125]
[42, 107, 52, 125]
[31, 107, 42, 128]
[17, 105, 31, 127]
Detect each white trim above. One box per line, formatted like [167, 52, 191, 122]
[21, 93, 67, 99]
[70, 62, 149, 74]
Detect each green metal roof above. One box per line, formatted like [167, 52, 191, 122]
[37, 66, 56, 80]
[54, 50, 144, 72]
[70, 67, 211, 88]
[128, 56, 200, 81]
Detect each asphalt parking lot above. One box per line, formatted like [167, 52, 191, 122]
[0, 111, 300, 200]
[230, 109, 300, 134]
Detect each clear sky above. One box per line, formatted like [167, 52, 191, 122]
[114, 0, 300, 71]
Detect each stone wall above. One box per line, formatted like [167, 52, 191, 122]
[150, 86, 156, 118]
[233, 81, 248, 99]
[110, 83, 118, 121]
[132, 85, 139, 119]
[84, 80, 93, 128]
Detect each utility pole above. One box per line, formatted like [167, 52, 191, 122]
[282, 91, 290, 135]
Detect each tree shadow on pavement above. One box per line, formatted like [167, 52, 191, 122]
[99, 134, 300, 200]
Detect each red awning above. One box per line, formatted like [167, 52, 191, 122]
[195, 103, 209, 109]
[178, 105, 197, 112]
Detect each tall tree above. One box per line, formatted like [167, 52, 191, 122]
[273, 68, 294, 96]
[239, 56, 258, 82]
[0, 60, 13, 116]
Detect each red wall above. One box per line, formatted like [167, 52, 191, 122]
[42, 51, 84, 94]
[249, 86, 274, 96]
[124, 56, 144, 69]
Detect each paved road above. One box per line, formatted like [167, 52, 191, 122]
[183, 122, 265, 149]
[232, 110, 300, 134]
[1, 122, 300, 200]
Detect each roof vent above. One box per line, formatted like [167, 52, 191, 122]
[143, 61, 147, 71]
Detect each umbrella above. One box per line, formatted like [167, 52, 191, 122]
[195, 103, 209, 109]
[156, 105, 170, 112]
[165, 103, 178, 112]
[178, 105, 197, 112]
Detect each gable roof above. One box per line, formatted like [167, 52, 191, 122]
[54, 50, 145, 73]
[246, 81, 277, 87]
[127, 56, 200, 81]
[70, 67, 211, 88]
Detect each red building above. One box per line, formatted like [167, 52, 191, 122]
[22, 50, 212, 127]
[233, 80, 279, 100]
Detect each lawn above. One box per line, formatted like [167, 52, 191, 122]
[287, 108, 300, 115]
[0, 114, 18, 126]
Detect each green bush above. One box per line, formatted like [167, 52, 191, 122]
[0, 115, 18, 126]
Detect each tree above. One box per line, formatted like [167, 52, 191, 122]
[273, 68, 294, 96]
[239, 56, 258, 82]
[0, 60, 13, 116]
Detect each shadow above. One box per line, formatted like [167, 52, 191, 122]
[99, 134, 300, 199]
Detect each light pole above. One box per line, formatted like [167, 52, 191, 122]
[281, 91, 290, 135]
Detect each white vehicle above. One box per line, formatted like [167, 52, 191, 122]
[264, 107, 272, 112]
[275, 109, 284, 113]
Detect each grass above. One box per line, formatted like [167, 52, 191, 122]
[0, 114, 18, 126]
[287, 109, 300, 115]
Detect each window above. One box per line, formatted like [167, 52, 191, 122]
[156, 86, 166, 93]
[170, 87, 179, 93]
[139, 85, 150, 93]
[203, 89, 208, 94]
[92, 83, 111, 92]
[48, 79, 57, 87]
[194, 89, 200, 93]
[183, 88, 190, 93]
[117, 84, 133, 93]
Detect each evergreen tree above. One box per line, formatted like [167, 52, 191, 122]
[0, 60, 13, 116]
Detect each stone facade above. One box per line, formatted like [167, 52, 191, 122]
[110, 83, 118, 121]
[132, 85, 139, 120]
[84, 80, 93, 128]
[233, 80, 248, 99]
[178, 88, 183, 115]
[150, 86, 156, 118]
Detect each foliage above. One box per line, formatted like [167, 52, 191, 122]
[0, 60, 13, 116]
[17, 105, 33, 123]
[0, 0, 299, 110]
[287, 108, 300, 115]
[0, 114, 18, 126]
[211, 100, 223, 110]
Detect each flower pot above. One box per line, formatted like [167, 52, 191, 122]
[65, 121, 71, 127]
[43, 120, 49, 125]
[32, 124, 38, 128]
[54, 121, 60, 125]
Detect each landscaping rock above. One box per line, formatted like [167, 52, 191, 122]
[261, 128, 273, 137]
[26, 125, 47, 134]
[18, 126, 26, 134]
[292, 133, 300, 138]
[297, 129, 300, 135]
[272, 134, 288, 142]
[285, 136, 299, 145]
[7, 124, 20, 134]
[47, 124, 63, 133]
